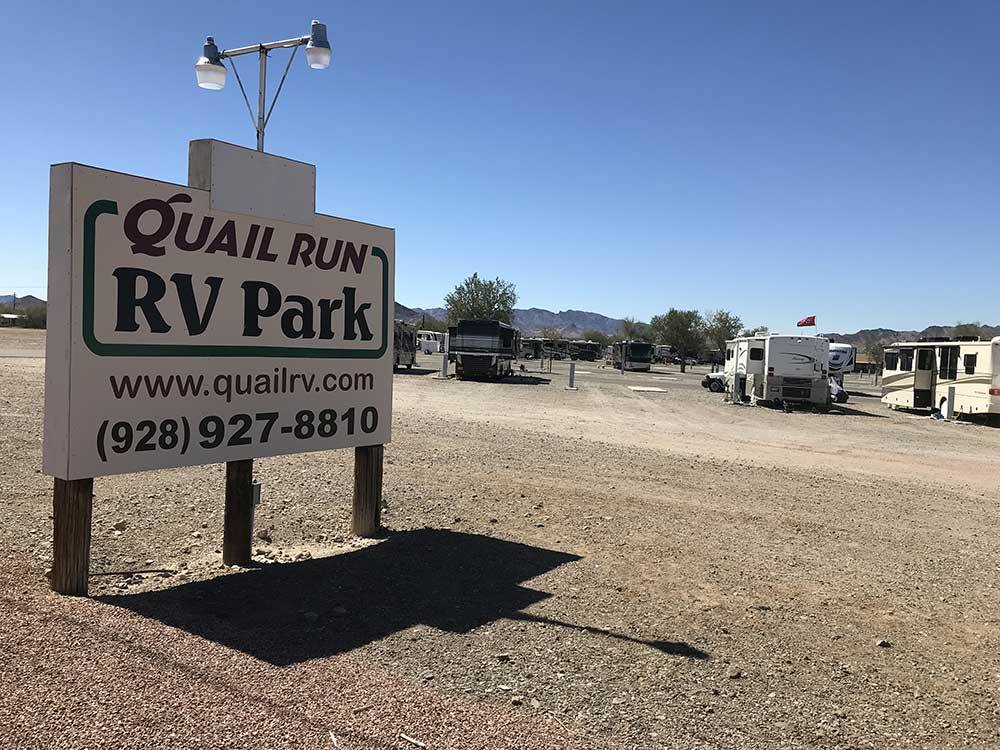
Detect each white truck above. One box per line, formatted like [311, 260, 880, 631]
[717, 334, 830, 408]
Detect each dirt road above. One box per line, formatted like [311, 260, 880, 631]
[2, 329, 999, 748]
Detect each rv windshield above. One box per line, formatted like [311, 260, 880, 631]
[629, 342, 654, 362]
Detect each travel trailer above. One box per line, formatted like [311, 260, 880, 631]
[393, 320, 417, 370]
[724, 334, 830, 407]
[828, 343, 857, 385]
[447, 319, 520, 379]
[881, 337, 1000, 417]
[610, 341, 654, 371]
[417, 329, 445, 354]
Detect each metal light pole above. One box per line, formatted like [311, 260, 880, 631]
[195, 20, 331, 152]
[193, 20, 331, 565]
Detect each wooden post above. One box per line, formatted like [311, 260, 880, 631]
[52, 477, 93, 596]
[352, 445, 383, 537]
[224, 459, 254, 566]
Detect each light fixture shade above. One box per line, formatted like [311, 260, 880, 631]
[195, 36, 226, 89]
[305, 46, 331, 70]
[306, 20, 331, 69]
[196, 58, 227, 89]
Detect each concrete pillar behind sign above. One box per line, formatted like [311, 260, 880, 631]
[353, 445, 383, 537]
[51, 477, 93, 596]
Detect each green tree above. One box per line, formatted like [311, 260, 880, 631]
[633, 321, 654, 342]
[619, 317, 642, 340]
[539, 326, 562, 340]
[862, 335, 885, 369]
[23, 307, 47, 329]
[703, 309, 742, 354]
[953, 321, 982, 338]
[418, 314, 448, 333]
[650, 309, 703, 372]
[444, 273, 518, 324]
[582, 329, 611, 347]
[740, 325, 769, 337]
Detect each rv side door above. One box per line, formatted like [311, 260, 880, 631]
[913, 347, 934, 408]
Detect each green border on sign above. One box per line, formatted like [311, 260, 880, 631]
[81, 199, 389, 358]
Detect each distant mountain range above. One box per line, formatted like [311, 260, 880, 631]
[0, 294, 46, 309]
[821, 325, 1000, 348]
[396, 305, 624, 337]
[5, 295, 994, 344]
[400, 302, 999, 343]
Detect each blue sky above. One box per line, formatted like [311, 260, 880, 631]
[1, 1, 997, 333]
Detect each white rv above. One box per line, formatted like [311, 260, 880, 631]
[881, 337, 1000, 417]
[417, 330, 445, 354]
[724, 334, 830, 407]
[827, 343, 856, 386]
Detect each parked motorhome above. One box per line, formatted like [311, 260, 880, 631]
[448, 319, 520, 379]
[417, 329, 445, 354]
[520, 337, 544, 359]
[392, 320, 417, 369]
[610, 340, 654, 371]
[543, 338, 570, 359]
[828, 343, 857, 385]
[724, 334, 830, 407]
[881, 337, 1000, 417]
[393, 320, 417, 370]
[570, 340, 603, 362]
[654, 345, 673, 364]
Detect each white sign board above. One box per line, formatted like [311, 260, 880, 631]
[44, 147, 394, 480]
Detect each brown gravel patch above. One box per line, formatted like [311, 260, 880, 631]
[0, 558, 602, 750]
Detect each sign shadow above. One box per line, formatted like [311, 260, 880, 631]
[97, 529, 577, 666]
[98, 529, 708, 666]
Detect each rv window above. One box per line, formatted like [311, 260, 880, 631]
[899, 348, 914, 371]
[917, 349, 933, 371]
[964, 353, 977, 375]
[749, 348, 764, 361]
[884, 351, 899, 370]
[726, 348, 733, 360]
[938, 347, 959, 380]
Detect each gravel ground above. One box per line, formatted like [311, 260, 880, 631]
[2, 328, 1000, 749]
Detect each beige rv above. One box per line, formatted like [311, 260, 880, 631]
[881, 337, 1000, 417]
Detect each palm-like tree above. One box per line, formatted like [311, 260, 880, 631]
[620, 317, 641, 340]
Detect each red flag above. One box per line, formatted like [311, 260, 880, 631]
[797, 315, 816, 327]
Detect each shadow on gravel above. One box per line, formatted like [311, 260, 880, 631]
[92, 530, 657, 665]
[393, 367, 437, 376]
[456, 375, 551, 385]
[828, 405, 888, 418]
[510, 613, 709, 660]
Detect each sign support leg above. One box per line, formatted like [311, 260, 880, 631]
[224, 459, 254, 566]
[352, 445, 383, 537]
[52, 477, 93, 596]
